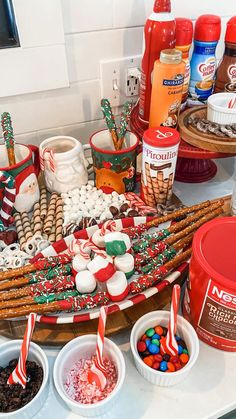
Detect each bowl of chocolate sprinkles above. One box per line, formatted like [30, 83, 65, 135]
[0, 340, 49, 419]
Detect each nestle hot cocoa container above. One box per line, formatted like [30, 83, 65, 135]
[141, 127, 180, 207]
[183, 217, 236, 352]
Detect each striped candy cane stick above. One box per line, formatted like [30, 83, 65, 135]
[100, 220, 117, 236]
[0, 171, 16, 226]
[88, 305, 108, 390]
[161, 284, 181, 356]
[8, 313, 36, 388]
[40, 148, 56, 173]
[68, 239, 91, 259]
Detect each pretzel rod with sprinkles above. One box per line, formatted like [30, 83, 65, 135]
[135, 233, 193, 274]
[122, 199, 213, 238]
[0, 291, 110, 320]
[1, 112, 16, 166]
[130, 248, 192, 294]
[0, 254, 71, 281]
[117, 101, 132, 150]
[133, 205, 223, 266]
[132, 200, 223, 252]
[0, 276, 76, 309]
[101, 99, 119, 150]
[0, 263, 72, 292]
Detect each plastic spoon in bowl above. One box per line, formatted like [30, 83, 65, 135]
[160, 284, 181, 356]
[7, 312, 36, 388]
[88, 305, 108, 390]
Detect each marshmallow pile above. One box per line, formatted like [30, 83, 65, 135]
[62, 184, 131, 227]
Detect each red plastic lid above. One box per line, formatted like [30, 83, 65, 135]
[225, 16, 236, 43]
[143, 127, 180, 148]
[175, 18, 193, 46]
[194, 14, 221, 42]
[153, 0, 171, 13]
[193, 217, 236, 288]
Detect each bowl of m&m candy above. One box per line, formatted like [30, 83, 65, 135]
[130, 311, 199, 387]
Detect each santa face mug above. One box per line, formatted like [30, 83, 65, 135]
[39, 136, 89, 194]
[90, 129, 139, 194]
[0, 143, 40, 213]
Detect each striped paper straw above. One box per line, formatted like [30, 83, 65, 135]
[88, 305, 108, 390]
[161, 284, 180, 356]
[8, 312, 36, 388]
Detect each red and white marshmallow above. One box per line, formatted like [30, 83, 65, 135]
[106, 271, 129, 302]
[87, 255, 115, 282]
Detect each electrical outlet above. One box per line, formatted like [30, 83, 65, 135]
[100, 55, 141, 107]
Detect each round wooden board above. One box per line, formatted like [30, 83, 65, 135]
[179, 106, 236, 153]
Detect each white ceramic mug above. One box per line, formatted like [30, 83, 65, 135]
[39, 136, 90, 194]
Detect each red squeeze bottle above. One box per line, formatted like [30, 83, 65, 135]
[138, 0, 175, 124]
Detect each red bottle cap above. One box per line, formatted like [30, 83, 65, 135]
[143, 127, 180, 148]
[194, 14, 221, 42]
[175, 18, 193, 46]
[153, 0, 171, 13]
[225, 16, 236, 43]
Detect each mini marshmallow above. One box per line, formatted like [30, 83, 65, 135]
[87, 255, 115, 282]
[106, 271, 129, 301]
[75, 271, 97, 294]
[64, 197, 71, 205]
[86, 184, 93, 190]
[92, 229, 106, 248]
[114, 253, 134, 278]
[72, 254, 90, 273]
[111, 191, 119, 198]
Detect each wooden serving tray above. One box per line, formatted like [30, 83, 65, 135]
[179, 107, 236, 153]
[0, 196, 231, 346]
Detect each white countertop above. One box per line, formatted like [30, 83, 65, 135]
[2, 156, 236, 419]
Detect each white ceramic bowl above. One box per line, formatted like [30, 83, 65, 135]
[0, 340, 49, 419]
[130, 310, 199, 387]
[207, 92, 236, 125]
[53, 335, 126, 417]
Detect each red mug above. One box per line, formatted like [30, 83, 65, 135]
[0, 143, 40, 213]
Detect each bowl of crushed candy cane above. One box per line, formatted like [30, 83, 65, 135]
[53, 335, 126, 417]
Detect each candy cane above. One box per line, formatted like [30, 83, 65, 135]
[125, 192, 157, 215]
[40, 148, 56, 173]
[88, 305, 108, 390]
[86, 239, 107, 258]
[100, 220, 117, 236]
[7, 312, 36, 388]
[0, 171, 16, 226]
[68, 239, 90, 259]
[161, 284, 180, 356]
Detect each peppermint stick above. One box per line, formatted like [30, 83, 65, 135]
[1, 112, 16, 166]
[101, 99, 119, 150]
[0, 291, 110, 320]
[7, 313, 36, 388]
[161, 285, 180, 356]
[0, 263, 72, 292]
[0, 254, 71, 281]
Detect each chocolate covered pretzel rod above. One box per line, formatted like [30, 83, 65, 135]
[0, 291, 109, 320]
[130, 248, 192, 294]
[132, 204, 223, 263]
[0, 254, 71, 281]
[0, 263, 72, 292]
[44, 192, 58, 233]
[137, 233, 193, 274]
[0, 275, 76, 309]
[122, 199, 212, 238]
[132, 200, 223, 252]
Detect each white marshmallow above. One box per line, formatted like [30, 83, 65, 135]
[75, 270, 97, 294]
[114, 253, 134, 275]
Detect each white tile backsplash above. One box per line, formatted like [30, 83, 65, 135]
[66, 27, 143, 82]
[1, 0, 235, 142]
[61, 0, 113, 34]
